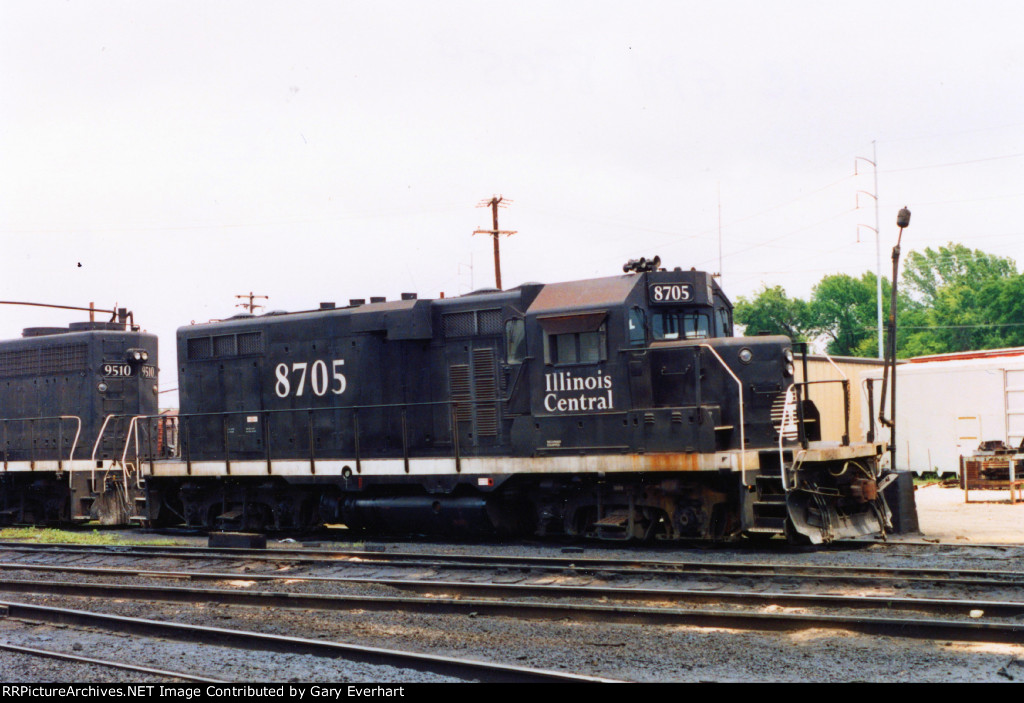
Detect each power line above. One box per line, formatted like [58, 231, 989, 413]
[881, 152, 1024, 174]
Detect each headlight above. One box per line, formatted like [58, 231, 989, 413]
[738, 348, 753, 364]
[784, 361, 795, 376]
[97, 382, 108, 393]
[127, 348, 149, 363]
[784, 348, 794, 363]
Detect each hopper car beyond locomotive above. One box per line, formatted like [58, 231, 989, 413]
[0, 261, 894, 544]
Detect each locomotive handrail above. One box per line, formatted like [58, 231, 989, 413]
[0, 415, 81, 472]
[121, 415, 146, 491]
[697, 343, 746, 485]
[779, 385, 797, 492]
[90, 414, 118, 486]
[862, 378, 877, 443]
[61, 415, 81, 478]
[113, 398, 484, 475]
[90, 414, 116, 461]
[791, 343, 852, 448]
[798, 378, 851, 446]
[819, 349, 851, 446]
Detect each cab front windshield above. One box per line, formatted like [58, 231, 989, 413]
[651, 311, 709, 340]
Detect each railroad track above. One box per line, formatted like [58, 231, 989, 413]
[1, 542, 1023, 591]
[0, 600, 619, 683]
[3, 575, 1024, 643]
[4, 540, 1024, 682]
[4, 553, 1024, 645]
[0, 640, 225, 682]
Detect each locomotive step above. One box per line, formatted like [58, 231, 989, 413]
[593, 509, 632, 527]
[749, 517, 786, 532]
[745, 524, 785, 534]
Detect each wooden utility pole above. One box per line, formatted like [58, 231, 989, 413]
[235, 292, 268, 314]
[473, 196, 516, 289]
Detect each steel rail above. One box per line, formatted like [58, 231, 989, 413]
[0, 600, 621, 683]
[6, 581, 1024, 647]
[2, 542, 1024, 587]
[0, 641, 225, 683]
[3, 575, 1024, 621]
[3, 556, 1024, 592]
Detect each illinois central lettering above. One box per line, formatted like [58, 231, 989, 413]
[543, 370, 614, 412]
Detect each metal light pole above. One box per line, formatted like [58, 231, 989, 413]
[879, 206, 911, 471]
[856, 142, 883, 358]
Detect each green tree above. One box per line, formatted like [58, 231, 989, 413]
[982, 275, 1024, 348]
[733, 285, 811, 340]
[902, 243, 1016, 306]
[899, 243, 1019, 355]
[807, 273, 877, 356]
[733, 243, 1021, 358]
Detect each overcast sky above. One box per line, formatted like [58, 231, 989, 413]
[2, 1, 1022, 393]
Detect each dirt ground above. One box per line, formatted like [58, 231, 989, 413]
[904, 483, 1024, 544]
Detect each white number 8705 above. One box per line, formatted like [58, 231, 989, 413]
[274, 359, 347, 398]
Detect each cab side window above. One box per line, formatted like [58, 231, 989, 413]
[505, 319, 526, 363]
[715, 308, 732, 337]
[539, 312, 608, 365]
[547, 326, 607, 364]
[627, 307, 646, 346]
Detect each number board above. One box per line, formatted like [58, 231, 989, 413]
[102, 364, 157, 378]
[648, 283, 694, 304]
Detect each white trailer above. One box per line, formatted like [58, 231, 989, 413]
[861, 348, 1024, 475]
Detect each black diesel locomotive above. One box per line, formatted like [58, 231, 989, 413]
[131, 259, 892, 544]
[0, 312, 158, 524]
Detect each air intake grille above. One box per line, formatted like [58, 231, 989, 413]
[443, 309, 503, 338]
[449, 364, 472, 422]
[187, 337, 212, 360]
[238, 332, 263, 355]
[0, 343, 88, 378]
[472, 348, 498, 436]
[187, 332, 263, 360]
[478, 309, 503, 335]
[448, 349, 499, 437]
[443, 312, 476, 338]
[213, 334, 236, 357]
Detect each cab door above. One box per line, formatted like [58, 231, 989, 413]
[626, 306, 652, 409]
